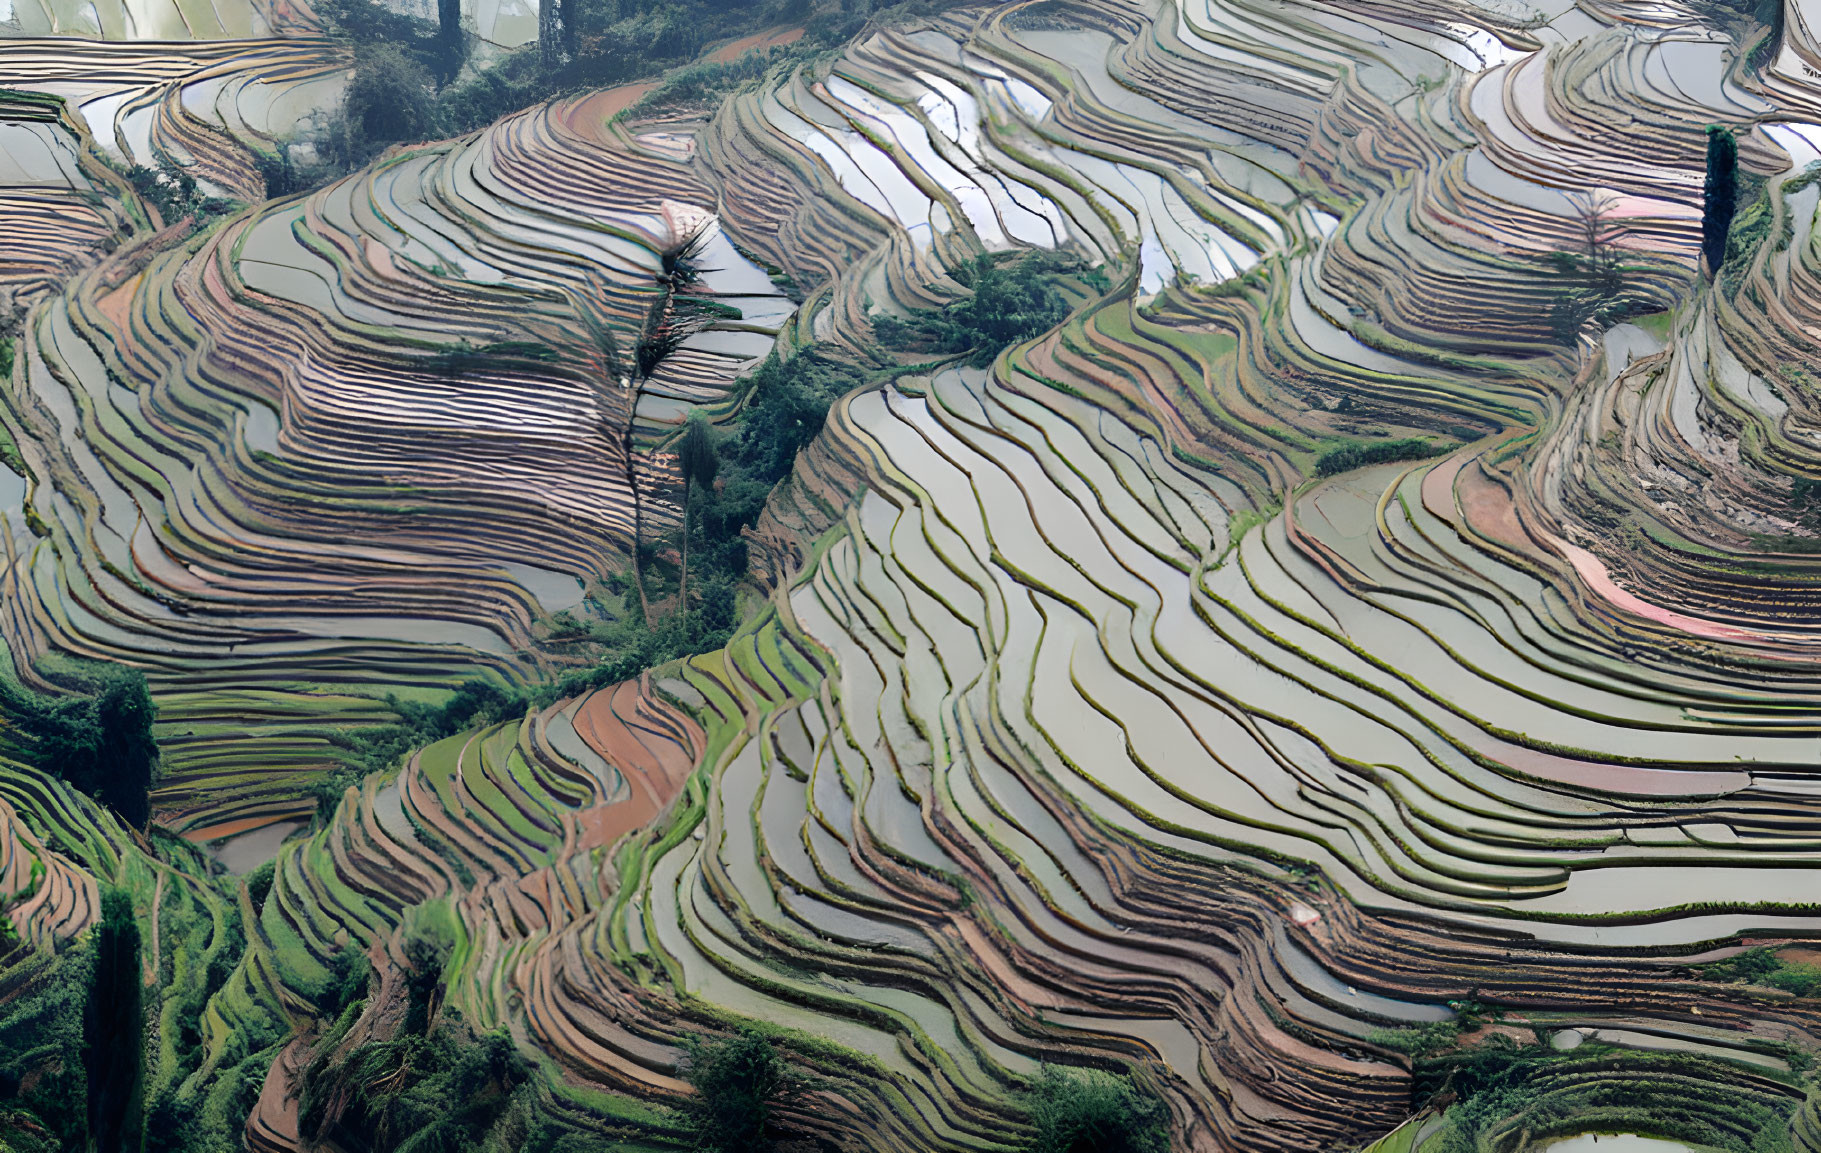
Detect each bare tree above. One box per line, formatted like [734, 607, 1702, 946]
[1567, 189, 1626, 293]
[626, 213, 716, 623]
[1547, 190, 1629, 343]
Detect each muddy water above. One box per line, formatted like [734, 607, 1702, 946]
[209, 820, 303, 874]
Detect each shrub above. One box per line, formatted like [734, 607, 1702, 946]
[245, 859, 275, 911]
[304, 1018, 529, 1150]
[402, 927, 451, 1036]
[124, 163, 234, 223]
[726, 350, 857, 485]
[679, 1029, 795, 1153]
[319, 944, 371, 1020]
[317, 0, 462, 81]
[1024, 1065, 1169, 1153]
[343, 44, 437, 151]
[1702, 946, 1782, 984]
[1767, 964, 1821, 998]
[1791, 476, 1821, 513]
[1369, 1019, 1462, 1057]
[1704, 947, 1821, 997]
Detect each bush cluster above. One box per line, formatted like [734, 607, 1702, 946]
[123, 164, 234, 226]
[1703, 947, 1821, 998]
[0, 948, 91, 1152]
[1024, 1065, 1169, 1153]
[0, 660, 158, 829]
[1314, 436, 1452, 477]
[679, 1029, 797, 1153]
[1368, 1018, 1462, 1057]
[873, 252, 1075, 365]
[296, 914, 610, 1152]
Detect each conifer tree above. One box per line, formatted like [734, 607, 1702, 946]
[436, 0, 462, 83]
[84, 888, 142, 1153]
[677, 413, 719, 614]
[1703, 125, 1738, 278]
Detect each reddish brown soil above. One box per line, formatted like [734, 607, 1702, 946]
[559, 82, 659, 139]
[704, 26, 804, 63]
[181, 814, 284, 843]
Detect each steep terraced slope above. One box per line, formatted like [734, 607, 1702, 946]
[10, 0, 1821, 1148]
[0, 87, 794, 831]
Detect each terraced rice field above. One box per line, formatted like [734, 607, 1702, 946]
[12, 0, 1821, 1146]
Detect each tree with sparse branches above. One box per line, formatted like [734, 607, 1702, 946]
[1568, 190, 1625, 295]
[1545, 190, 1630, 343]
[631, 221, 717, 623]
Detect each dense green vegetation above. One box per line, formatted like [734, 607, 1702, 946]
[303, 1021, 539, 1151]
[0, 885, 238, 1153]
[319, 0, 467, 84]
[340, 44, 442, 155]
[85, 888, 144, 1153]
[1314, 436, 1454, 477]
[1717, 171, 1776, 298]
[140, 863, 278, 1153]
[123, 163, 234, 227]
[678, 1030, 797, 1153]
[0, 661, 158, 829]
[653, 345, 859, 607]
[1368, 1018, 1464, 1058]
[0, 949, 91, 1152]
[1702, 946, 1821, 997]
[873, 252, 1079, 365]
[1023, 1066, 1168, 1153]
[722, 347, 862, 486]
[297, 914, 601, 1152]
[676, 412, 718, 611]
